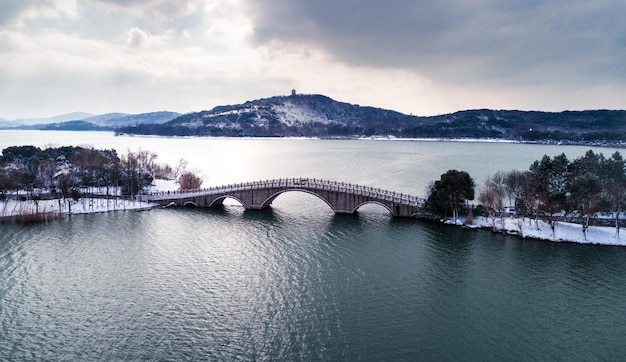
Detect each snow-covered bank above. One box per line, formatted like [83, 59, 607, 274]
[0, 198, 157, 219]
[0, 179, 180, 222]
[447, 216, 626, 246]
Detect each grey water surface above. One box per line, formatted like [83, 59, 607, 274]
[1, 132, 626, 360]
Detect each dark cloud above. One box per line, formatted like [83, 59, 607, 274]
[1, 0, 624, 118]
[0, 0, 37, 25]
[248, 0, 626, 86]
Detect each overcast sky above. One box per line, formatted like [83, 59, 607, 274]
[1, 0, 625, 119]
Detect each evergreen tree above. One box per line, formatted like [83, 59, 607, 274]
[426, 169, 475, 221]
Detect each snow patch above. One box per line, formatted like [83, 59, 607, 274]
[272, 101, 335, 126]
[462, 216, 626, 246]
[0, 198, 156, 218]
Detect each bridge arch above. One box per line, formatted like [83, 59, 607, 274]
[183, 201, 198, 207]
[351, 201, 394, 216]
[259, 189, 339, 213]
[208, 195, 249, 209]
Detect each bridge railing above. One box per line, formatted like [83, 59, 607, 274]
[144, 177, 424, 206]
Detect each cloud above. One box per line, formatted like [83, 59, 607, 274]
[0, 0, 264, 118]
[0, 0, 624, 119]
[126, 27, 150, 48]
[0, 1, 32, 25]
[91, 0, 206, 32]
[248, 0, 626, 87]
[0, 0, 78, 27]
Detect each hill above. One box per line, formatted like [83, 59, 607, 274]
[0, 118, 15, 128]
[116, 94, 626, 144]
[81, 112, 181, 128]
[2, 94, 624, 144]
[419, 109, 626, 144]
[13, 112, 95, 126]
[117, 94, 421, 137]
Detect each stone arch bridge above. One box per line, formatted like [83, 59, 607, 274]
[141, 178, 425, 218]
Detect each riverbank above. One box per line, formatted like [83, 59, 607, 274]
[447, 215, 626, 246]
[5, 197, 624, 247]
[0, 179, 180, 223]
[0, 198, 158, 223]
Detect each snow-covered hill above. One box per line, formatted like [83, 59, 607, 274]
[121, 94, 419, 137]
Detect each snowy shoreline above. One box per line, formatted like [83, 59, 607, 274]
[3, 196, 626, 247]
[0, 198, 158, 221]
[0, 179, 179, 222]
[445, 215, 626, 247]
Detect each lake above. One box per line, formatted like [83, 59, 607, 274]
[1, 131, 626, 360]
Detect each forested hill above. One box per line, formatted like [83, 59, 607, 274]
[420, 109, 626, 144]
[113, 94, 626, 144]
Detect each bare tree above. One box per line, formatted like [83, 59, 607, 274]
[174, 158, 188, 180]
[478, 173, 506, 231]
[568, 174, 602, 240]
[178, 171, 204, 190]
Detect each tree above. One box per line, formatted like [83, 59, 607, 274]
[426, 169, 475, 221]
[120, 150, 154, 196]
[0, 145, 42, 163]
[566, 151, 605, 240]
[478, 173, 505, 230]
[528, 154, 569, 238]
[174, 158, 188, 180]
[0, 164, 12, 202]
[600, 152, 626, 238]
[36, 159, 58, 192]
[56, 168, 80, 214]
[178, 171, 203, 190]
[567, 174, 602, 240]
[503, 170, 527, 214]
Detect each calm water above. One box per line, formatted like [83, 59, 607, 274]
[1, 131, 626, 360]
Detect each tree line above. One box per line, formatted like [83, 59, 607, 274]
[0, 145, 203, 212]
[426, 150, 626, 239]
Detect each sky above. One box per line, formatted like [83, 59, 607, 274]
[1, 0, 625, 120]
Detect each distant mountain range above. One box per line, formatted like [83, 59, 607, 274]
[0, 111, 180, 131]
[3, 94, 626, 145]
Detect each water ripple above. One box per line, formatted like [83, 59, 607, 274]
[2, 209, 626, 360]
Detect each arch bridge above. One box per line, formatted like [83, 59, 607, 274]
[141, 178, 425, 218]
